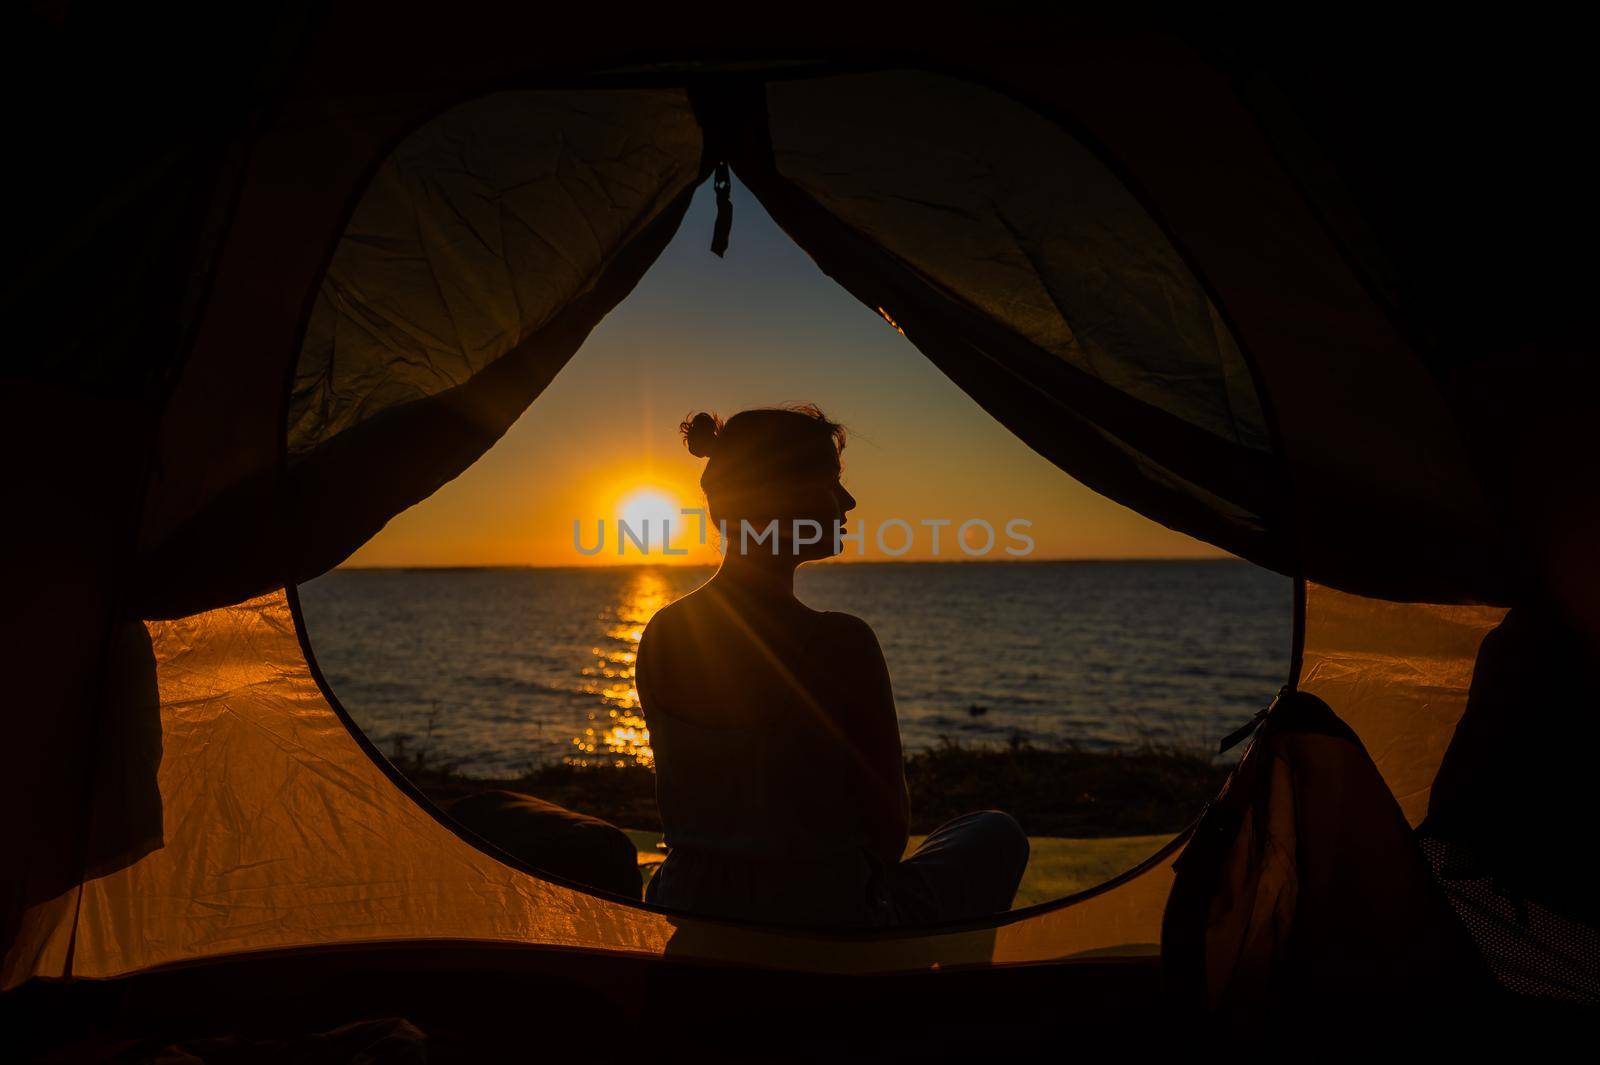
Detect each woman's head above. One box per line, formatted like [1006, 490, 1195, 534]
[681, 405, 855, 562]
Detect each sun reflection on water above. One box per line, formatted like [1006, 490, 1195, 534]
[570, 569, 672, 768]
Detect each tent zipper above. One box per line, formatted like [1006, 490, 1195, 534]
[710, 161, 733, 257]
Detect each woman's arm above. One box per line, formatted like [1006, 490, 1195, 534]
[825, 614, 910, 863]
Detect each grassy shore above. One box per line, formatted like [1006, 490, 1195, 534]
[396, 738, 1219, 907]
[392, 735, 1227, 839]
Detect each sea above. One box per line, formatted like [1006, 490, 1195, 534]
[296, 560, 1292, 778]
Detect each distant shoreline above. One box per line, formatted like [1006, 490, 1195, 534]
[329, 556, 1246, 574]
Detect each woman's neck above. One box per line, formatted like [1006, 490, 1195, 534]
[712, 552, 799, 600]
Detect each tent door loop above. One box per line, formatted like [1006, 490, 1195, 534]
[710, 161, 733, 257]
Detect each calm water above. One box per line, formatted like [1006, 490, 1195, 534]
[298, 561, 1292, 777]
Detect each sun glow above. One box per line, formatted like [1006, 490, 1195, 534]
[619, 489, 681, 536]
[614, 487, 698, 559]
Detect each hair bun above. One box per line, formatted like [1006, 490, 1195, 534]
[681, 411, 722, 458]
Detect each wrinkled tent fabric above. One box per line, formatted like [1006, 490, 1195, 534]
[289, 89, 703, 455]
[1297, 584, 1505, 826]
[8, 21, 1593, 1008]
[137, 90, 705, 619]
[767, 74, 1272, 457]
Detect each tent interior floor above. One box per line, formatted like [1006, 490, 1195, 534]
[9, 943, 1594, 1060]
[6, 945, 1168, 1062]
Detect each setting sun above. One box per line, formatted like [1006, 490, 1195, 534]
[600, 485, 711, 562]
[619, 489, 685, 543]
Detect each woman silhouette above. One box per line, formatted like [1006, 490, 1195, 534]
[637, 406, 1028, 927]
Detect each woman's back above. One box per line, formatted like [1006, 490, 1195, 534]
[637, 581, 909, 925]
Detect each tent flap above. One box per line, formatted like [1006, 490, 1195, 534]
[136, 90, 706, 618]
[766, 72, 1272, 457]
[289, 89, 705, 456]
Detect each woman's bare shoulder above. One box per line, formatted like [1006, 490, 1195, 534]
[641, 591, 696, 644]
[640, 585, 721, 650]
[815, 610, 884, 655]
[637, 594, 700, 698]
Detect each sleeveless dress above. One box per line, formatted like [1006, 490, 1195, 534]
[645, 694, 897, 928]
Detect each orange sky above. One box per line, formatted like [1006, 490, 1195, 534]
[343, 179, 1228, 569]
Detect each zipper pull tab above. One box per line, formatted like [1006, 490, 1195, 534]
[710, 161, 733, 257]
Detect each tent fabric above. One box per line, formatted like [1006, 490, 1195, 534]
[2, 591, 1177, 989]
[745, 69, 1507, 602]
[289, 89, 703, 456]
[0, 389, 150, 976]
[971, 58, 1513, 604]
[766, 72, 1272, 458]
[136, 91, 704, 619]
[1296, 583, 1506, 825]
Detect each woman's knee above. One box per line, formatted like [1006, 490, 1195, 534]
[971, 810, 1030, 868]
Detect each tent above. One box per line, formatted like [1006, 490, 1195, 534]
[6, 11, 1597, 1051]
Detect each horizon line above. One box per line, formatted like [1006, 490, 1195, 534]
[330, 555, 1244, 572]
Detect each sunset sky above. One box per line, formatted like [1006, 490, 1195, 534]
[344, 176, 1230, 568]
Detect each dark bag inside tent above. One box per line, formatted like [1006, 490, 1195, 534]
[8, 16, 1600, 1056]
